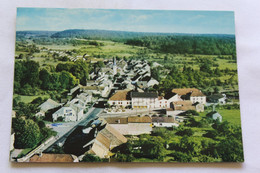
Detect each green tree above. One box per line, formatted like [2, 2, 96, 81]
[22, 60, 40, 87]
[217, 136, 244, 162]
[115, 153, 134, 162]
[81, 154, 102, 162]
[39, 68, 52, 90]
[59, 71, 78, 89]
[13, 118, 41, 148]
[140, 135, 166, 160]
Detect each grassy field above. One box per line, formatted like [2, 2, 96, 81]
[218, 109, 241, 126]
[14, 94, 49, 104]
[199, 108, 241, 127]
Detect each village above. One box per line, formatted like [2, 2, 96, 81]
[10, 56, 228, 162]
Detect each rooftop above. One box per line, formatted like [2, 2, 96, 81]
[152, 117, 175, 123]
[29, 153, 76, 162]
[109, 90, 131, 101]
[131, 92, 158, 98]
[172, 88, 205, 97]
[128, 116, 152, 123]
[105, 117, 128, 124]
[38, 99, 60, 112]
[173, 100, 193, 106]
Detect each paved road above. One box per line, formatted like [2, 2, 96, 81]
[44, 108, 103, 153]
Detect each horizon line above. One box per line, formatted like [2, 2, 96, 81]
[16, 29, 235, 36]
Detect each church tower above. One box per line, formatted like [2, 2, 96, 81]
[113, 57, 117, 75]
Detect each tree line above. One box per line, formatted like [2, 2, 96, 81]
[125, 35, 236, 56]
[14, 60, 90, 96]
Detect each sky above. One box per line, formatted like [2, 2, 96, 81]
[16, 8, 235, 34]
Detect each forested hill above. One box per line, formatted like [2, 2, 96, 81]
[17, 29, 236, 55]
[50, 29, 177, 40]
[51, 29, 236, 55]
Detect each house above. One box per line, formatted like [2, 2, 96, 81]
[172, 100, 204, 113]
[105, 116, 152, 135]
[36, 99, 61, 118]
[172, 88, 206, 104]
[68, 98, 85, 120]
[29, 153, 79, 162]
[147, 78, 159, 87]
[131, 92, 158, 109]
[157, 96, 169, 108]
[152, 116, 179, 128]
[108, 90, 132, 108]
[77, 93, 92, 104]
[79, 85, 104, 95]
[86, 123, 127, 158]
[207, 94, 226, 104]
[164, 92, 181, 108]
[139, 76, 159, 88]
[63, 119, 126, 158]
[207, 111, 223, 122]
[68, 85, 80, 97]
[52, 106, 77, 122]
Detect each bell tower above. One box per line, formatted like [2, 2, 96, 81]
[113, 57, 117, 75]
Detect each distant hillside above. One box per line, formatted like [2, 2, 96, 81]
[50, 29, 177, 40]
[16, 29, 236, 55]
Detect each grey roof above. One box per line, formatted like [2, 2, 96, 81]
[38, 99, 60, 112]
[131, 92, 158, 98]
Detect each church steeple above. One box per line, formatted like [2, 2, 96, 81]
[113, 57, 117, 75]
[113, 57, 116, 66]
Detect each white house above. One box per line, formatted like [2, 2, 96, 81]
[52, 106, 77, 122]
[172, 88, 206, 104]
[147, 78, 159, 87]
[77, 93, 92, 104]
[164, 93, 182, 108]
[212, 112, 222, 122]
[152, 117, 179, 128]
[131, 92, 158, 109]
[108, 90, 132, 108]
[156, 96, 168, 108]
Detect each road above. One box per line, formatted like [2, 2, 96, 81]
[44, 108, 103, 153]
[15, 107, 103, 162]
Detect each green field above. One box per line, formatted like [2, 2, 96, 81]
[14, 94, 49, 104]
[199, 108, 241, 127]
[218, 109, 241, 126]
